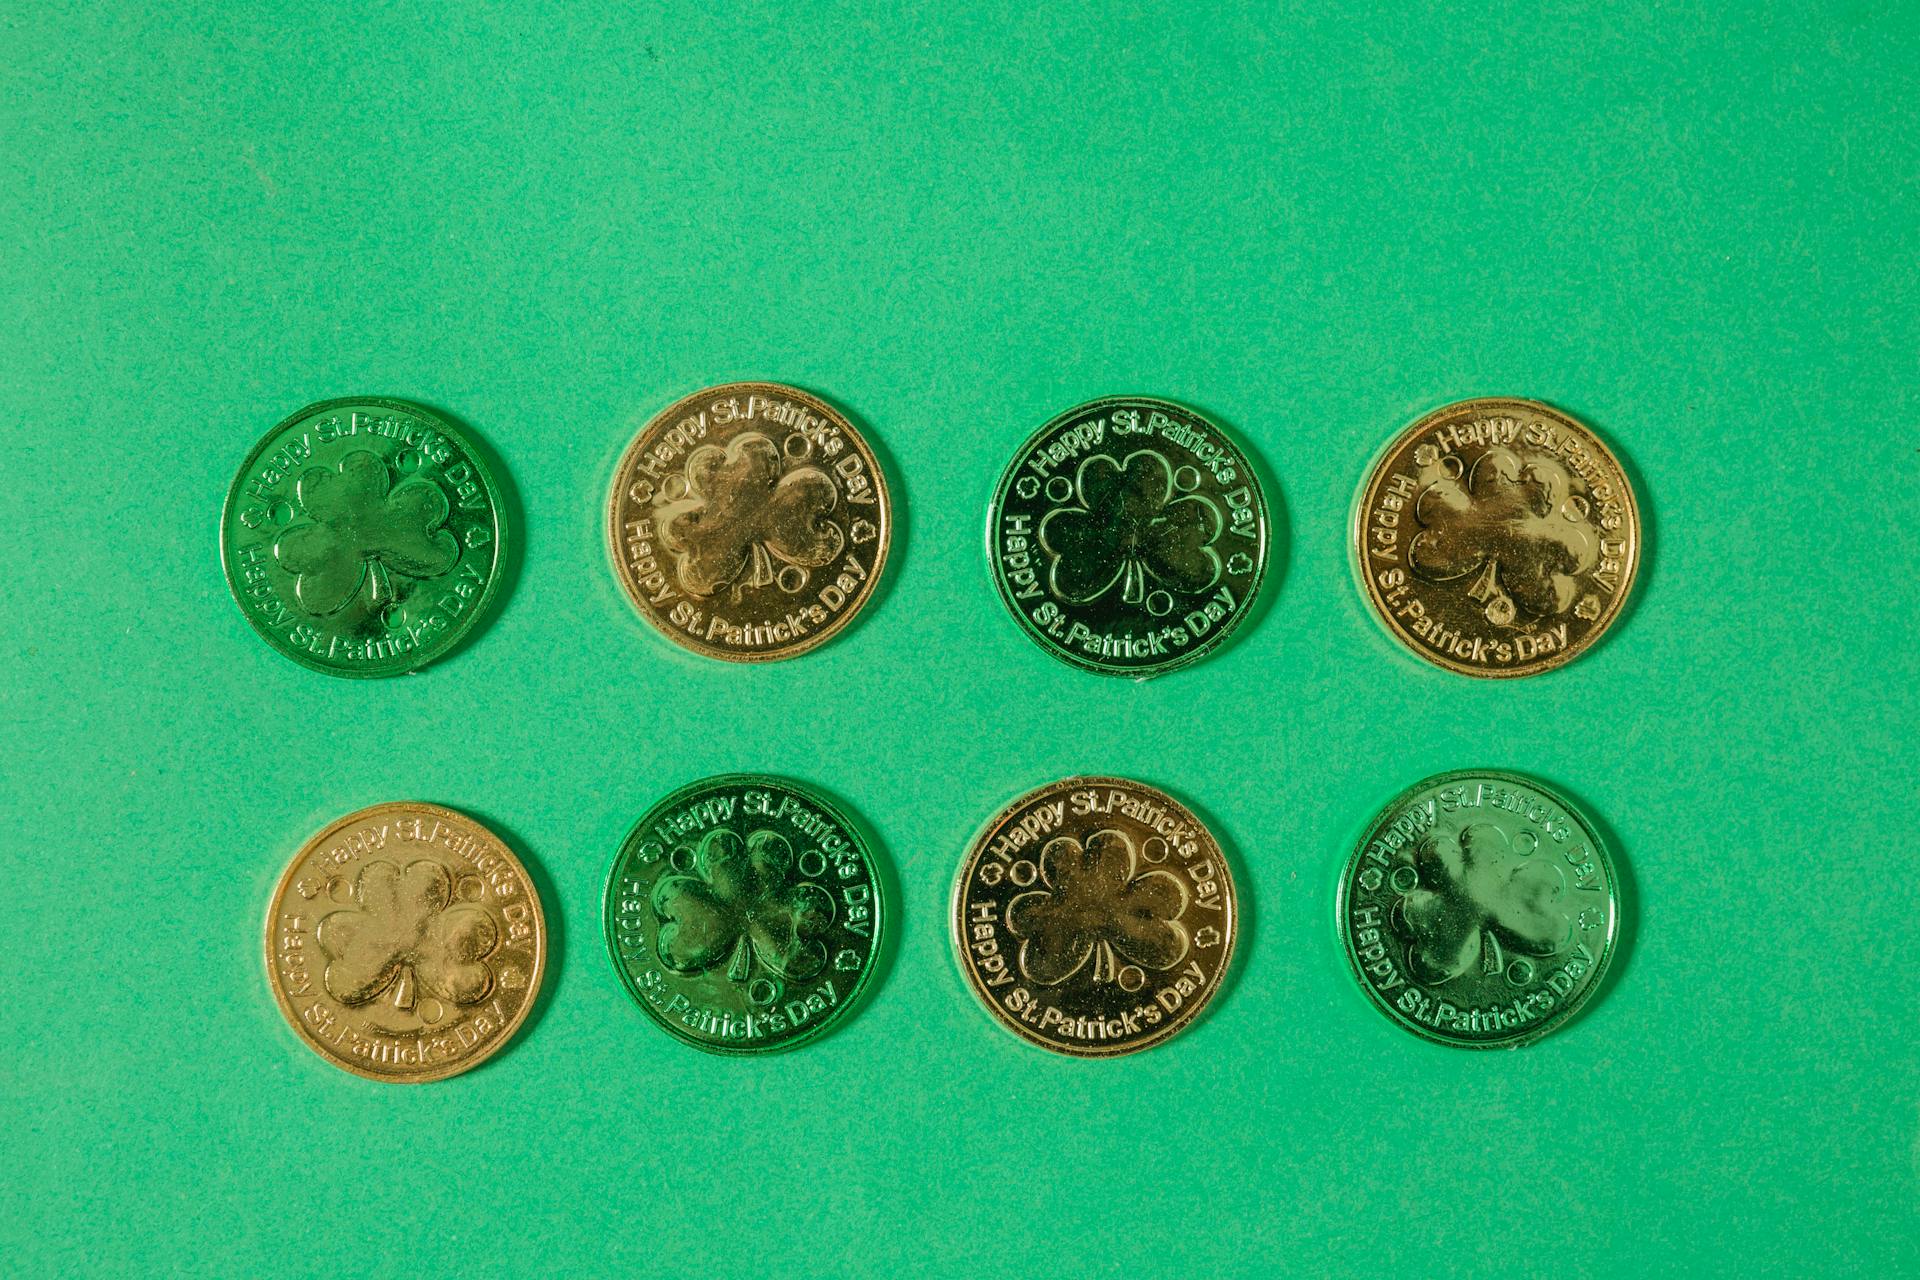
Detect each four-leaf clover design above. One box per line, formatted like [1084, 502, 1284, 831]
[274, 451, 459, 616]
[1392, 823, 1570, 985]
[1409, 447, 1598, 625]
[316, 860, 499, 1009]
[1039, 451, 1223, 604]
[656, 433, 843, 597]
[1006, 829, 1190, 985]
[651, 828, 835, 983]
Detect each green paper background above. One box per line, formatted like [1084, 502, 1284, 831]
[3, 2, 1915, 1274]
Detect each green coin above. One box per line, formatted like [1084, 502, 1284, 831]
[1337, 770, 1621, 1049]
[987, 396, 1269, 677]
[605, 775, 885, 1054]
[220, 397, 507, 677]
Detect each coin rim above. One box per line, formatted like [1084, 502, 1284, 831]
[1349, 396, 1641, 679]
[985, 395, 1270, 679]
[1333, 768, 1621, 1050]
[604, 382, 892, 663]
[262, 800, 549, 1083]
[601, 772, 887, 1055]
[219, 396, 508, 679]
[949, 774, 1239, 1058]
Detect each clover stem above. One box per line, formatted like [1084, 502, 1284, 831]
[1466, 560, 1518, 626]
[726, 934, 753, 983]
[1121, 558, 1145, 605]
[1466, 559, 1500, 605]
[748, 541, 776, 589]
[1481, 931, 1503, 977]
[367, 558, 393, 608]
[391, 965, 416, 1011]
[1092, 940, 1117, 984]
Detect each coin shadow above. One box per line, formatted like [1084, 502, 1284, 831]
[1547, 398, 1655, 669]
[1159, 397, 1290, 675]
[411, 397, 525, 675]
[792, 383, 907, 654]
[787, 774, 902, 1038]
[1158, 782, 1256, 1035]
[1523, 769, 1638, 1034]
[456, 804, 564, 1075]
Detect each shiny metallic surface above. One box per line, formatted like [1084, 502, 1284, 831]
[1353, 397, 1640, 677]
[608, 383, 890, 661]
[221, 398, 506, 677]
[988, 397, 1268, 677]
[1337, 770, 1620, 1049]
[605, 775, 884, 1054]
[952, 776, 1237, 1057]
[263, 802, 547, 1082]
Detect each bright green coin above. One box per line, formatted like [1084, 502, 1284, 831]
[1337, 769, 1622, 1049]
[220, 397, 507, 677]
[987, 396, 1270, 677]
[605, 775, 885, 1055]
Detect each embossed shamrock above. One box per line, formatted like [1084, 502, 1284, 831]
[651, 828, 835, 982]
[274, 451, 459, 615]
[316, 860, 499, 1008]
[1393, 824, 1570, 985]
[1038, 451, 1222, 604]
[1006, 830, 1190, 985]
[1409, 447, 1598, 625]
[656, 433, 843, 597]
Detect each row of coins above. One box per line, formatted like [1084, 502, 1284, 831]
[264, 770, 1621, 1081]
[220, 386, 1642, 677]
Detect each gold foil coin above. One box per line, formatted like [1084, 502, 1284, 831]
[1353, 397, 1641, 677]
[264, 802, 547, 1083]
[951, 777, 1237, 1057]
[607, 382, 891, 661]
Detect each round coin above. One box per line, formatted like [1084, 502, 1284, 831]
[607, 383, 891, 661]
[1337, 770, 1620, 1049]
[221, 397, 507, 677]
[264, 802, 547, 1082]
[1352, 397, 1640, 677]
[605, 775, 885, 1054]
[987, 397, 1269, 677]
[952, 776, 1237, 1057]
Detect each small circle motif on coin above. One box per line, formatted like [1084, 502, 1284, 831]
[607, 383, 891, 661]
[1337, 770, 1620, 1049]
[263, 802, 547, 1082]
[220, 398, 507, 677]
[1352, 397, 1640, 677]
[987, 397, 1269, 677]
[952, 777, 1238, 1057]
[604, 775, 886, 1054]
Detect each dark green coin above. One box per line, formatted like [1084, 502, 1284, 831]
[220, 397, 507, 677]
[987, 396, 1269, 677]
[1337, 770, 1621, 1049]
[605, 775, 885, 1054]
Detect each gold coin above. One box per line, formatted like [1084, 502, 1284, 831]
[607, 382, 891, 661]
[1353, 397, 1641, 677]
[951, 777, 1237, 1057]
[263, 802, 547, 1083]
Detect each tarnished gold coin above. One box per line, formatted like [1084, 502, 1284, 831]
[951, 777, 1237, 1057]
[1353, 398, 1641, 677]
[264, 802, 547, 1083]
[607, 382, 891, 661]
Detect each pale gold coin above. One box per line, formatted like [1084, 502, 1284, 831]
[607, 382, 891, 661]
[264, 802, 547, 1083]
[951, 776, 1237, 1057]
[1353, 397, 1641, 677]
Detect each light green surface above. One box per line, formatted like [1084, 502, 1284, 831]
[3, 3, 1915, 1275]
